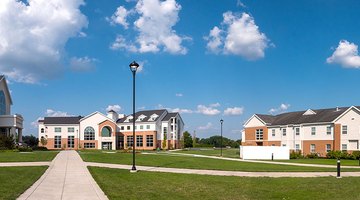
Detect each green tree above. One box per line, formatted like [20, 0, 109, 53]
[0, 134, 15, 149]
[40, 137, 47, 147]
[162, 133, 167, 149]
[183, 131, 193, 148]
[22, 135, 38, 148]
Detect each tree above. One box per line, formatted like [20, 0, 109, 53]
[40, 137, 48, 146]
[0, 134, 15, 149]
[162, 133, 167, 149]
[22, 135, 38, 148]
[183, 131, 193, 148]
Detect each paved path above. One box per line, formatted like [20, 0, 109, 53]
[18, 151, 108, 200]
[0, 162, 51, 167]
[144, 152, 360, 169]
[86, 162, 360, 178]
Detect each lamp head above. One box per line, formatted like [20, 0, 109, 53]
[220, 119, 224, 123]
[129, 61, 139, 72]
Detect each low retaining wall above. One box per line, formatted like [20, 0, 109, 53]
[240, 146, 290, 160]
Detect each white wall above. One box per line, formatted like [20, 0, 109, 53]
[336, 108, 360, 150]
[244, 116, 265, 128]
[240, 146, 290, 160]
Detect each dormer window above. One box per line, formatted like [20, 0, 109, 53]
[136, 114, 146, 122]
[148, 114, 159, 121]
[124, 116, 133, 122]
[303, 109, 316, 115]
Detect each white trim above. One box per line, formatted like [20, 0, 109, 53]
[79, 111, 115, 123]
[332, 106, 360, 123]
[243, 114, 267, 127]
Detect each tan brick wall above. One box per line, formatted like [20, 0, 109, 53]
[80, 140, 98, 149]
[99, 120, 117, 137]
[303, 140, 333, 157]
[121, 131, 157, 150]
[243, 126, 268, 146]
[263, 141, 281, 146]
[334, 124, 341, 151]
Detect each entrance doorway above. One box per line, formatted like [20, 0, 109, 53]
[117, 135, 124, 150]
[102, 142, 112, 150]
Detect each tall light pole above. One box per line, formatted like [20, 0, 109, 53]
[220, 119, 223, 157]
[130, 61, 139, 172]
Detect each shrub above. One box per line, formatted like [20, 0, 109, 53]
[18, 146, 33, 152]
[351, 151, 360, 160]
[306, 153, 319, 159]
[0, 135, 15, 149]
[290, 151, 303, 159]
[32, 146, 48, 151]
[326, 150, 342, 159]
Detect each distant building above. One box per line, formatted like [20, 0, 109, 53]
[0, 75, 24, 143]
[38, 109, 184, 150]
[242, 106, 360, 156]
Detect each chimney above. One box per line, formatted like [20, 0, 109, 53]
[336, 107, 339, 112]
[107, 110, 119, 121]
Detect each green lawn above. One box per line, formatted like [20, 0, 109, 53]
[0, 151, 58, 162]
[79, 151, 360, 172]
[270, 158, 360, 166]
[0, 166, 47, 200]
[177, 148, 240, 158]
[89, 167, 360, 200]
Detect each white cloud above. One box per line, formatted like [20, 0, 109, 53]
[106, 105, 122, 112]
[175, 93, 183, 97]
[209, 102, 221, 107]
[197, 104, 220, 116]
[70, 56, 97, 72]
[236, 0, 246, 8]
[269, 103, 290, 115]
[327, 40, 360, 68]
[205, 12, 269, 60]
[31, 117, 44, 128]
[46, 109, 71, 117]
[110, 0, 188, 54]
[170, 108, 193, 114]
[0, 0, 88, 83]
[224, 107, 244, 116]
[108, 6, 131, 29]
[197, 122, 213, 130]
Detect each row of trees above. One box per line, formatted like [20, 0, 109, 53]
[182, 131, 241, 148]
[0, 134, 39, 150]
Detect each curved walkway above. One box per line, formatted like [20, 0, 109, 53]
[17, 150, 108, 200]
[86, 162, 360, 178]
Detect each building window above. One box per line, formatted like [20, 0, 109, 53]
[127, 126, 131, 130]
[311, 127, 316, 135]
[136, 135, 143, 147]
[146, 135, 154, 147]
[101, 126, 111, 137]
[121, 126, 124, 130]
[342, 144, 347, 151]
[68, 127, 75, 133]
[84, 143, 95, 148]
[55, 127, 61, 133]
[84, 126, 95, 140]
[342, 125, 347, 134]
[0, 90, 6, 115]
[140, 125, 143, 130]
[326, 144, 331, 152]
[271, 129, 275, 137]
[146, 125, 150, 129]
[295, 128, 300, 136]
[68, 136, 74, 148]
[54, 136, 61, 148]
[127, 136, 133, 147]
[255, 129, 263, 140]
[282, 128, 286, 136]
[282, 144, 286, 147]
[295, 144, 300, 151]
[41, 128, 44, 133]
[310, 144, 315, 153]
[326, 126, 332, 135]
[163, 127, 167, 134]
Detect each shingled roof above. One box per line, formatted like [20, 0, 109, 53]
[256, 106, 360, 126]
[162, 113, 178, 121]
[42, 116, 82, 125]
[117, 109, 167, 123]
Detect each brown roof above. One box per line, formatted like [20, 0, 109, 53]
[43, 116, 82, 125]
[256, 106, 359, 126]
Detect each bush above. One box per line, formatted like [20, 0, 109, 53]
[306, 153, 319, 159]
[326, 150, 342, 159]
[32, 146, 48, 151]
[18, 146, 33, 152]
[290, 151, 303, 159]
[351, 151, 360, 160]
[0, 135, 15, 149]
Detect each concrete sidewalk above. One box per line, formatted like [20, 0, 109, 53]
[86, 162, 360, 178]
[0, 162, 50, 167]
[18, 150, 108, 200]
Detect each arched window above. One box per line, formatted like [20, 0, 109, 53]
[0, 90, 6, 115]
[84, 126, 95, 140]
[101, 126, 111, 137]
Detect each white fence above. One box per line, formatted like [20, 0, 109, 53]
[240, 146, 290, 160]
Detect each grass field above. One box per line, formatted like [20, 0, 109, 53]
[89, 167, 360, 200]
[0, 151, 58, 162]
[178, 148, 239, 158]
[0, 166, 47, 200]
[270, 158, 360, 166]
[79, 150, 360, 172]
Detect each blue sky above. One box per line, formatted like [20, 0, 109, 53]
[2, 0, 360, 139]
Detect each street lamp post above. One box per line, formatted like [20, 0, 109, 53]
[220, 119, 223, 157]
[129, 61, 139, 172]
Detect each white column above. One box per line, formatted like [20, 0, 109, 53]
[10, 127, 16, 138]
[18, 129, 23, 143]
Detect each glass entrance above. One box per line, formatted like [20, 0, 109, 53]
[102, 142, 112, 150]
[117, 136, 124, 150]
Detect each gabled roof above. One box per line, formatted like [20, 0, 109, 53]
[0, 75, 13, 105]
[162, 113, 178, 121]
[117, 109, 167, 123]
[256, 106, 359, 126]
[43, 116, 82, 125]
